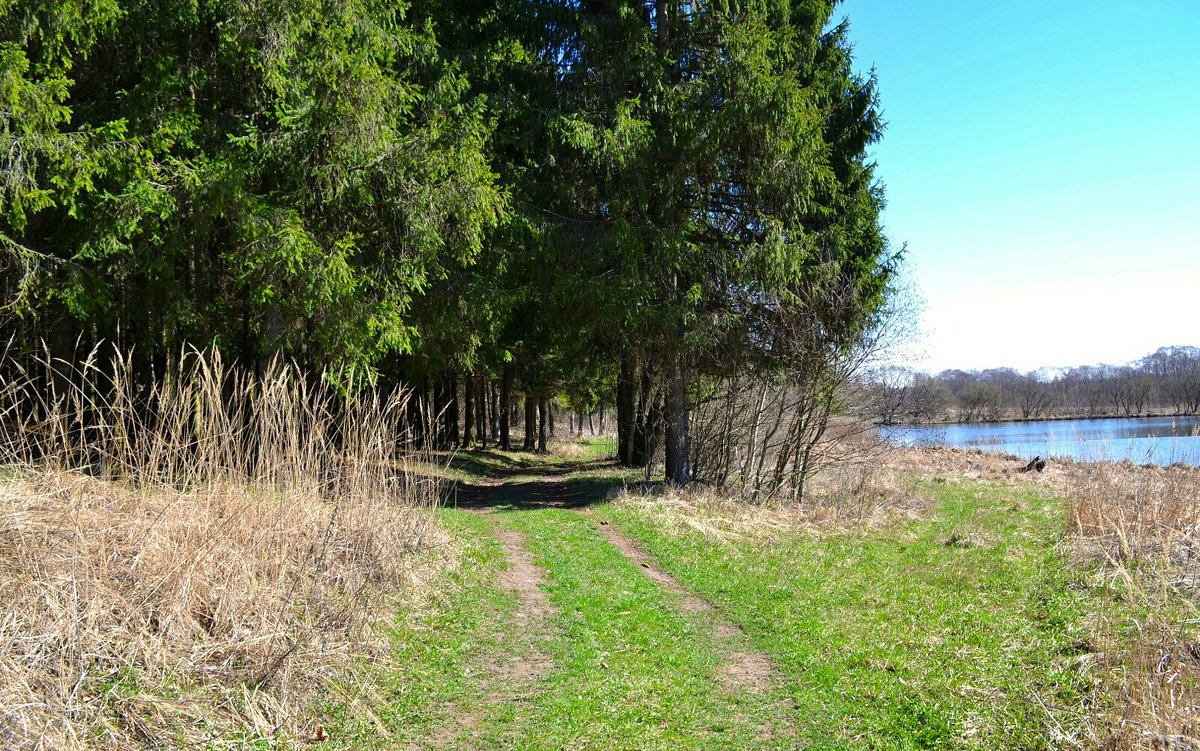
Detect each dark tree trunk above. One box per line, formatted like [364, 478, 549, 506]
[523, 396, 536, 451]
[408, 379, 425, 449]
[547, 401, 555, 438]
[256, 306, 282, 382]
[472, 376, 482, 441]
[633, 365, 654, 467]
[655, 0, 668, 52]
[445, 374, 460, 448]
[423, 376, 436, 449]
[462, 375, 474, 448]
[500, 366, 512, 451]
[47, 323, 75, 403]
[433, 378, 446, 449]
[663, 350, 690, 485]
[538, 399, 548, 453]
[617, 349, 641, 467]
[489, 380, 500, 447]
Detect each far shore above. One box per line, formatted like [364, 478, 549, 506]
[880, 409, 1200, 427]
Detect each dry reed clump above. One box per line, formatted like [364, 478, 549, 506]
[1055, 459, 1200, 748]
[617, 444, 929, 543]
[880, 444, 1070, 485]
[0, 346, 444, 749]
[1061, 460, 1200, 567]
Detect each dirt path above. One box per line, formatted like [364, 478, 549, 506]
[588, 514, 779, 694]
[432, 464, 791, 745]
[460, 469, 782, 696]
[485, 522, 557, 681]
[424, 512, 556, 750]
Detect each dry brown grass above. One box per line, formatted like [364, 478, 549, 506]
[1056, 459, 1200, 750]
[545, 438, 593, 459]
[617, 440, 932, 543]
[0, 346, 445, 749]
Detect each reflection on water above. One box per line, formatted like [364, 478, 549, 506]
[880, 416, 1200, 467]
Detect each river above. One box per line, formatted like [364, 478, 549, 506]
[880, 415, 1200, 467]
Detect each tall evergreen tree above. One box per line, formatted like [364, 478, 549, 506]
[548, 1, 893, 482]
[2, 0, 502, 376]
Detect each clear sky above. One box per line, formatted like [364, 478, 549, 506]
[836, 0, 1200, 374]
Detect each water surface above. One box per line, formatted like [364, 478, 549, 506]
[881, 416, 1200, 466]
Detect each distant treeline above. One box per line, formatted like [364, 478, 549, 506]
[865, 346, 1200, 424]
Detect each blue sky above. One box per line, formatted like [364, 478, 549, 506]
[836, 0, 1200, 373]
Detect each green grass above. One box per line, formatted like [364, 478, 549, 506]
[480, 507, 794, 750]
[600, 480, 1102, 749]
[327, 452, 1108, 749]
[328, 503, 794, 749]
[325, 510, 529, 749]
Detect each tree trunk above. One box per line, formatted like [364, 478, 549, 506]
[435, 378, 448, 449]
[489, 380, 500, 446]
[462, 375, 474, 448]
[445, 374, 460, 448]
[523, 396, 536, 451]
[655, 0, 668, 53]
[410, 378, 428, 449]
[428, 377, 439, 449]
[472, 376, 482, 441]
[663, 349, 690, 485]
[617, 349, 642, 467]
[633, 365, 654, 467]
[538, 399, 548, 453]
[500, 366, 512, 451]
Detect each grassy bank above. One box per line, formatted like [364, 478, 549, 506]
[600, 479, 1099, 748]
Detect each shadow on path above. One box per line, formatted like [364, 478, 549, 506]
[451, 475, 625, 511]
[448, 456, 631, 511]
[446, 451, 615, 483]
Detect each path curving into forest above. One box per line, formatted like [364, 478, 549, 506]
[425, 455, 796, 748]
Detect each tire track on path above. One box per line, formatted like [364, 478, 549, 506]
[421, 509, 556, 750]
[461, 472, 785, 696]
[585, 512, 781, 696]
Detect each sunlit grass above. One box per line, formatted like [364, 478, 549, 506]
[600, 479, 1102, 748]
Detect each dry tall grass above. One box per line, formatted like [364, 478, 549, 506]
[1061, 460, 1200, 749]
[0, 345, 443, 748]
[617, 436, 931, 543]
